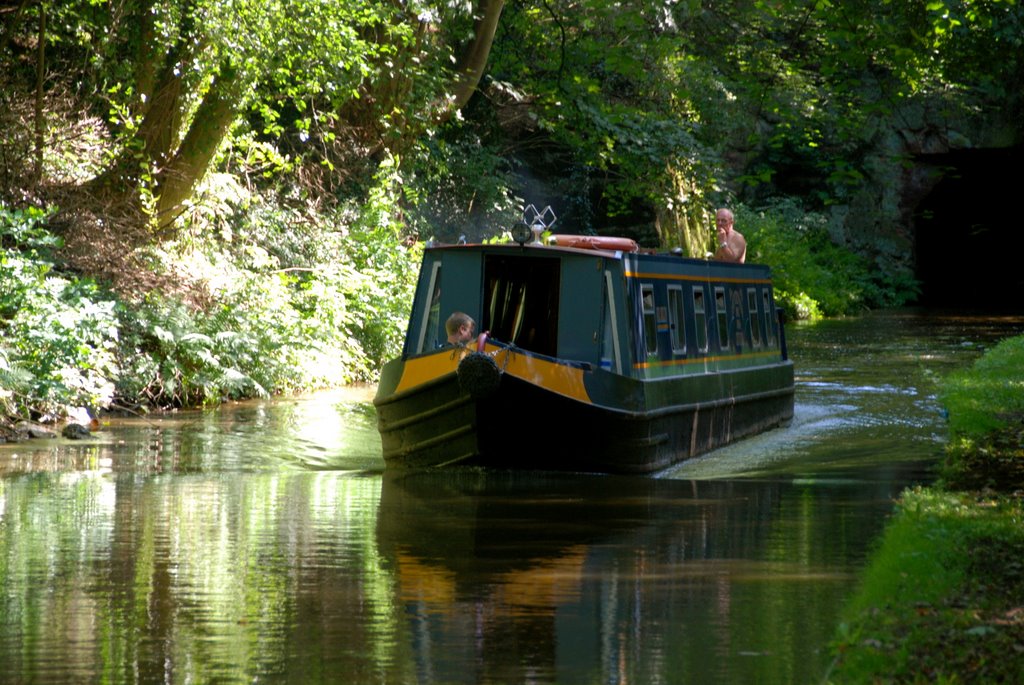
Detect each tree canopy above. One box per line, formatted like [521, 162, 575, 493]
[2, 0, 1020, 248]
[2, 0, 504, 245]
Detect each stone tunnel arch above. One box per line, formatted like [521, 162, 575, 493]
[912, 145, 1024, 309]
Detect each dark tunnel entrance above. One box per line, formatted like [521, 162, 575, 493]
[912, 145, 1024, 310]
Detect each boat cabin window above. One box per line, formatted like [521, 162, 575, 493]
[715, 287, 729, 349]
[416, 262, 443, 353]
[602, 270, 621, 372]
[483, 255, 560, 356]
[641, 284, 657, 356]
[602, 296, 614, 370]
[667, 286, 686, 355]
[762, 290, 776, 347]
[747, 288, 761, 347]
[692, 287, 708, 353]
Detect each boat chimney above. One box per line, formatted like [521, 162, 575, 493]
[530, 221, 545, 245]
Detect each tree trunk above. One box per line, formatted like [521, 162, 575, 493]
[33, 2, 45, 183]
[133, 0, 161, 111]
[153, 62, 242, 231]
[440, 0, 506, 121]
[86, 0, 214, 233]
[331, 0, 505, 180]
[131, 0, 203, 160]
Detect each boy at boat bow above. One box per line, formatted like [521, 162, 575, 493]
[445, 312, 476, 346]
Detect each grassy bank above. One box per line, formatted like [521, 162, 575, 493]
[827, 335, 1024, 683]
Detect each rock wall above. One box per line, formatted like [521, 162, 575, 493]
[828, 95, 1023, 278]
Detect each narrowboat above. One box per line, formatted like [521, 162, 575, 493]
[374, 209, 794, 474]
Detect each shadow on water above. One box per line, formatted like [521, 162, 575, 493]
[1, 309, 1022, 684]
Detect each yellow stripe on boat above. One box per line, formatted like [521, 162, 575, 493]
[394, 343, 592, 404]
[625, 271, 772, 285]
[634, 349, 783, 369]
[495, 346, 592, 404]
[394, 349, 465, 393]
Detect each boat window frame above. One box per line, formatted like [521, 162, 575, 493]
[692, 286, 708, 353]
[762, 290, 776, 347]
[416, 261, 443, 353]
[715, 286, 729, 350]
[603, 270, 623, 373]
[747, 287, 761, 348]
[641, 283, 658, 357]
[667, 284, 687, 355]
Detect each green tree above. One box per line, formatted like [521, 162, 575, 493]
[444, 0, 1021, 252]
[1, 0, 505, 240]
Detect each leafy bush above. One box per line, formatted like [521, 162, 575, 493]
[341, 158, 425, 366]
[1, 204, 119, 417]
[2, 188, 421, 419]
[116, 193, 420, 407]
[737, 199, 919, 319]
[116, 294, 266, 408]
[401, 134, 522, 244]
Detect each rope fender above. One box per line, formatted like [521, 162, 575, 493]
[457, 332, 501, 399]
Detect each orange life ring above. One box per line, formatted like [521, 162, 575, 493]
[549, 234, 639, 252]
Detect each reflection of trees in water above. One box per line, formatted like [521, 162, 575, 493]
[0, 472, 397, 683]
[0, 448, 935, 684]
[376, 471, 892, 684]
[0, 390, 380, 478]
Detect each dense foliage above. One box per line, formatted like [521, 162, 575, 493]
[1, 199, 418, 420]
[736, 202, 920, 319]
[0, 206, 118, 416]
[2, 0, 1021, 419]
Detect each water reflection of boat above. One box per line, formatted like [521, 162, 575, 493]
[376, 470, 626, 584]
[375, 469, 784, 600]
[374, 470, 790, 683]
[374, 211, 794, 474]
[379, 471, 630, 618]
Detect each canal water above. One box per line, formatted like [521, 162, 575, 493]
[1, 310, 1021, 684]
